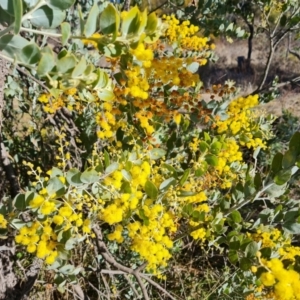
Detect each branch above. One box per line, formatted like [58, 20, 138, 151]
[16, 66, 50, 93]
[93, 225, 178, 300]
[87, 282, 110, 300]
[20, 27, 62, 38]
[93, 225, 149, 299]
[288, 33, 300, 61]
[72, 284, 85, 300]
[256, 38, 275, 91]
[124, 274, 142, 299]
[255, 74, 300, 94]
[255, 28, 290, 92]
[140, 273, 178, 300]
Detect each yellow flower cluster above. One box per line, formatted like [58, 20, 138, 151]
[173, 111, 182, 125]
[259, 258, 300, 300]
[251, 226, 300, 262]
[216, 95, 267, 149]
[228, 94, 259, 114]
[131, 161, 151, 189]
[216, 138, 242, 188]
[125, 66, 150, 99]
[100, 191, 141, 225]
[249, 226, 285, 248]
[130, 43, 154, 68]
[38, 88, 78, 114]
[190, 227, 206, 240]
[38, 94, 66, 114]
[96, 102, 116, 139]
[189, 136, 245, 190]
[32, 188, 91, 232]
[108, 224, 124, 243]
[103, 170, 124, 190]
[150, 57, 191, 86]
[178, 68, 200, 87]
[15, 163, 93, 265]
[96, 158, 180, 275]
[162, 15, 209, 51]
[135, 111, 155, 135]
[279, 245, 300, 262]
[101, 203, 123, 225]
[15, 221, 58, 265]
[100, 162, 151, 225]
[0, 213, 7, 229]
[81, 33, 101, 48]
[249, 227, 300, 299]
[181, 183, 208, 204]
[129, 204, 176, 274]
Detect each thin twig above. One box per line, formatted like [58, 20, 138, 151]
[93, 225, 179, 300]
[16, 66, 50, 93]
[65, 288, 83, 300]
[254, 74, 300, 94]
[88, 282, 109, 300]
[288, 33, 300, 60]
[100, 273, 112, 299]
[140, 274, 178, 300]
[124, 274, 142, 299]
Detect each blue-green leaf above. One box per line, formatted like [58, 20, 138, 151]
[30, 5, 66, 28]
[84, 2, 99, 37]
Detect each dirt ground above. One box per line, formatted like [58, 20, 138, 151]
[260, 91, 300, 116]
[202, 36, 300, 118]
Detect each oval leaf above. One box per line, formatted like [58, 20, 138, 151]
[46, 177, 65, 197]
[272, 152, 283, 174]
[179, 169, 190, 186]
[46, 0, 75, 10]
[149, 148, 166, 160]
[121, 6, 140, 38]
[282, 150, 296, 169]
[230, 210, 242, 223]
[0, 34, 29, 60]
[105, 162, 119, 174]
[289, 132, 300, 155]
[205, 154, 219, 166]
[66, 168, 82, 186]
[61, 22, 71, 46]
[84, 2, 99, 37]
[274, 169, 292, 185]
[159, 177, 176, 191]
[57, 55, 76, 74]
[100, 4, 119, 39]
[81, 169, 100, 184]
[20, 43, 41, 64]
[37, 52, 56, 76]
[13, 194, 26, 211]
[30, 5, 66, 28]
[144, 180, 158, 199]
[245, 241, 258, 258]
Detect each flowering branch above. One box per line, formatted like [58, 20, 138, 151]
[93, 225, 178, 300]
